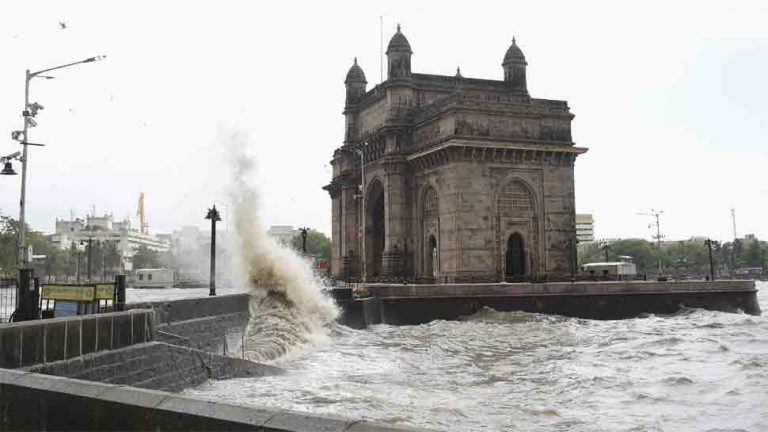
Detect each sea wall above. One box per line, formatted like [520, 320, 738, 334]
[27, 341, 281, 393]
[129, 293, 250, 355]
[0, 309, 153, 368]
[341, 280, 760, 326]
[0, 368, 431, 431]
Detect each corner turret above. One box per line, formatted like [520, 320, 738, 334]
[386, 24, 412, 79]
[502, 37, 528, 93]
[345, 57, 367, 105]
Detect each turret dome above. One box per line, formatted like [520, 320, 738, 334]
[386, 24, 412, 54]
[502, 37, 526, 65]
[345, 58, 367, 84]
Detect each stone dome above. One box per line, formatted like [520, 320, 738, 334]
[386, 24, 412, 54]
[502, 37, 526, 65]
[345, 58, 367, 84]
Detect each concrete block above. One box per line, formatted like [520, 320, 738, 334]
[112, 313, 133, 349]
[0, 368, 30, 384]
[65, 318, 82, 359]
[20, 324, 44, 367]
[81, 316, 98, 355]
[263, 411, 351, 432]
[132, 312, 146, 344]
[0, 327, 21, 368]
[44, 320, 66, 363]
[97, 314, 112, 350]
[14, 372, 114, 399]
[156, 395, 275, 426]
[99, 385, 169, 408]
[345, 421, 434, 431]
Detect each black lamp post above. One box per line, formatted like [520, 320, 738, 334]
[205, 205, 221, 296]
[80, 235, 95, 282]
[299, 227, 310, 254]
[704, 238, 717, 281]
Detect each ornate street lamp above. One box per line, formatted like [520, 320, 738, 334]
[205, 205, 222, 296]
[10, 56, 105, 268]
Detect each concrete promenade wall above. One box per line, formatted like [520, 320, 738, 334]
[344, 280, 760, 326]
[27, 341, 282, 393]
[129, 293, 250, 355]
[0, 368, 431, 431]
[364, 280, 758, 298]
[0, 309, 153, 369]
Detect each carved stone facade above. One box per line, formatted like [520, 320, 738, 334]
[325, 27, 587, 283]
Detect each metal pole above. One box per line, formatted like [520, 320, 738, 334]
[358, 149, 366, 284]
[210, 214, 216, 296]
[87, 237, 93, 282]
[76, 252, 81, 283]
[17, 71, 31, 268]
[656, 213, 662, 276]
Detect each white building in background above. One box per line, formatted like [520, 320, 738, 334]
[576, 214, 595, 243]
[267, 225, 297, 246]
[49, 214, 170, 271]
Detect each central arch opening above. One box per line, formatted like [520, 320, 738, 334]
[425, 234, 437, 278]
[365, 181, 385, 278]
[506, 233, 526, 279]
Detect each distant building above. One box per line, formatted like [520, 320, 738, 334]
[576, 214, 595, 243]
[267, 225, 297, 246]
[49, 214, 170, 271]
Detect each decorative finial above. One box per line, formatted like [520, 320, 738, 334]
[397, 23, 401, 32]
[455, 66, 462, 78]
[512, 36, 516, 45]
[354, 57, 358, 65]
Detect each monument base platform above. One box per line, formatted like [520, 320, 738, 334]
[334, 280, 760, 327]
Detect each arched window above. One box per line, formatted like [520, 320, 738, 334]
[423, 187, 438, 219]
[498, 180, 534, 218]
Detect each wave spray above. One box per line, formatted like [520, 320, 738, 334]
[226, 130, 338, 362]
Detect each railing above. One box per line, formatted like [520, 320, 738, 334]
[0, 278, 18, 323]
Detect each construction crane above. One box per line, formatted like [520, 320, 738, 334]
[136, 192, 149, 235]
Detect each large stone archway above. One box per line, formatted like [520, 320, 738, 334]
[365, 180, 385, 277]
[421, 186, 439, 280]
[497, 178, 538, 280]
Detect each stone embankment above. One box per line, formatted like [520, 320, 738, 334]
[338, 279, 761, 326]
[0, 368, 431, 431]
[28, 341, 280, 392]
[0, 293, 431, 431]
[129, 293, 250, 355]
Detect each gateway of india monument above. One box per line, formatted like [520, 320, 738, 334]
[325, 25, 587, 283]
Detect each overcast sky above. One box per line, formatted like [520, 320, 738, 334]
[1, 0, 766, 242]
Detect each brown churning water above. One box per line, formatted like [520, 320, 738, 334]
[189, 279, 768, 431]
[226, 130, 338, 362]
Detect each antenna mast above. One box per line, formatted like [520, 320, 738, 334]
[637, 209, 664, 275]
[731, 208, 737, 241]
[380, 15, 384, 83]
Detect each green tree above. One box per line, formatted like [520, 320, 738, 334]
[291, 230, 331, 261]
[132, 245, 161, 269]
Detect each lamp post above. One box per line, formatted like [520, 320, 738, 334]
[205, 205, 221, 296]
[298, 227, 310, 254]
[80, 234, 95, 282]
[10, 56, 105, 269]
[704, 238, 717, 281]
[341, 145, 366, 283]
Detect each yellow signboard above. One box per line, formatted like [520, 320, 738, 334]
[95, 284, 115, 300]
[41, 285, 95, 301]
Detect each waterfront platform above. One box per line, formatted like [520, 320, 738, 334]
[337, 280, 760, 327]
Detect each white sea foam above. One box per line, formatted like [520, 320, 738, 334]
[225, 130, 338, 362]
